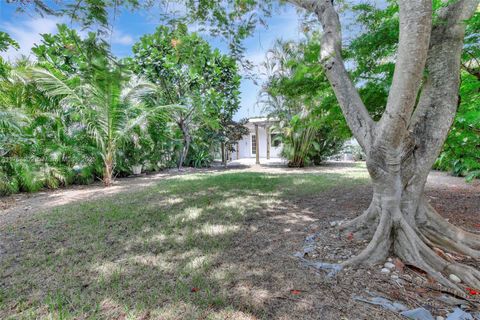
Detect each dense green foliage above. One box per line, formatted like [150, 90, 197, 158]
[435, 72, 480, 180]
[129, 25, 241, 169]
[0, 24, 241, 194]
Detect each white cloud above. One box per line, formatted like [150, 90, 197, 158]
[1, 17, 63, 61]
[110, 30, 134, 45]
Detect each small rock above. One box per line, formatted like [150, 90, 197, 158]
[449, 274, 461, 283]
[331, 198, 336, 202]
[387, 258, 393, 262]
[381, 268, 391, 274]
[384, 262, 395, 269]
[446, 308, 473, 320]
[330, 221, 337, 227]
[391, 275, 399, 280]
[436, 316, 444, 320]
[400, 308, 434, 320]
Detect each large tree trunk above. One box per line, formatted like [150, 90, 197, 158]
[289, 0, 480, 293]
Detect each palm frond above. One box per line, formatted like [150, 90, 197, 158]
[28, 67, 86, 109]
[121, 76, 158, 104]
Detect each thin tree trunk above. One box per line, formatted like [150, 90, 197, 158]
[224, 143, 229, 168]
[221, 142, 225, 165]
[103, 152, 114, 187]
[178, 136, 190, 170]
[177, 120, 191, 170]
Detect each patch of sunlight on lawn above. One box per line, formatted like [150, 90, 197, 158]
[199, 223, 240, 236]
[186, 255, 211, 271]
[175, 206, 203, 222]
[93, 261, 123, 278]
[130, 254, 176, 271]
[176, 174, 208, 181]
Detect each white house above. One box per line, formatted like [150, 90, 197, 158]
[230, 117, 283, 163]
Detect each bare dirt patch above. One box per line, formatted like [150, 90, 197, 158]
[219, 178, 479, 319]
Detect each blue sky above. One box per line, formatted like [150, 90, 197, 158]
[0, 2, 306, 120]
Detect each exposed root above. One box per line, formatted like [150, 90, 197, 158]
[445, 263, 480, 291]
[394, 217, 465, 295]
[417, 201, 480, 258]
[342, 209, 392, 267]
[340, 201, 480, 295]
[339, 201, 379, 240]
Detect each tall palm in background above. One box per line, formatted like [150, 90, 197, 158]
[30, 62, 163, 186]
[259, 40, 318, 167]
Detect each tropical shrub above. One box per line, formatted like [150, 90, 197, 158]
[434, 72, 480, 181]
[0, 23, 242, 195]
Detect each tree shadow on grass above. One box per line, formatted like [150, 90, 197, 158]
[0, 171, 374, 319]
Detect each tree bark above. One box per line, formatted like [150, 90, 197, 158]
[221, 142, 226, 166]
[255, 124, 260, 164]
[177, 120, 190, 170]
[289, 0, 480, 292]
[103, 150, 114, 187]
[267, 126, 271, 160]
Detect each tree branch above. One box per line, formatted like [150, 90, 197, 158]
[287, 0, 374, 152]
[377, 0, 432, 148]
[409, 0, 479, 173]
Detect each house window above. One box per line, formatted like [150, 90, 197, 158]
[251, 134, 256, 154]
[271, 133, 281, 147]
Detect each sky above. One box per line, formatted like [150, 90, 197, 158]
[0, 2, 307, 121]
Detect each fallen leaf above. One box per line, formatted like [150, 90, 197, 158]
[191, 287, 200, 293]
[290, 289, 302, 295]
[393, 258, 405, 272]
[433, 247, 452, 262]
[347, 232, 354, 241]
[414, 287, 427, 294]
[466, 287, 480, 295]
[427, 276, 436, 285]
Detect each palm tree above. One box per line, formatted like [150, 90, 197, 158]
[29, 64, 164, 186]
[258, 40, 316, 166]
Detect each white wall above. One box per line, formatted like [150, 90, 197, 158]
[231, 126, 283, 159]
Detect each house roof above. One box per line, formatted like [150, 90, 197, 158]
[248, 117, 270, 123]
[245, 117, 279, 127]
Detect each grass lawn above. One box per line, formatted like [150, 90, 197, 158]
[0, 167, 370, 319]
